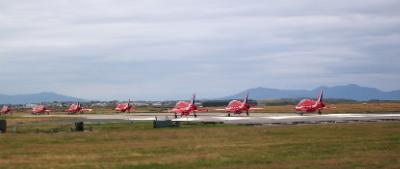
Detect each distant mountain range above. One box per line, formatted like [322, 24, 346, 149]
[1, 84, 399, 104]
[221, 84, 400, 101]
[0, 92, 85, 104]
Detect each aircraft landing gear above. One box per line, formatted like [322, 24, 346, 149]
[246, 111, 249, 116]
[228, 113, 231, 117]
[194, 113, 197, 118]
[318, 110, 322, 115]
[174, 113, 178, 118]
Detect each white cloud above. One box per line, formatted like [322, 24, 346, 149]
[0, 0, 399, 100]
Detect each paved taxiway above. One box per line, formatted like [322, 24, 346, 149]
[20, 113, 400, 125]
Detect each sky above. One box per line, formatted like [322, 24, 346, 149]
[0, 0, 399, 100]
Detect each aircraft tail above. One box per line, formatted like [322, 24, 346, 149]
[317, 90, 324, 103]
[243, 92, 249, 104]
[190, 94, 196, 105]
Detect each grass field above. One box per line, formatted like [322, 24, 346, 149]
[0, 119, 399, 169]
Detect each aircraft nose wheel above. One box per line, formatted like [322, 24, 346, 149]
[174, 113, 178, 118]
[228, 113, 231, 117]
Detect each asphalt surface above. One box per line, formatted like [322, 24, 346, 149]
[20, 113, 400, 125]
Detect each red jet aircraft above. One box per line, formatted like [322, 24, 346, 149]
[115, 99, 134, 113]
[1, 105, 11, 115]
[32, 103, 51, 115]
[216, 92, 262, 116]
[169, 94, 208, 118]
[295, 90, 325, 115]
[66, 102, 93, 114]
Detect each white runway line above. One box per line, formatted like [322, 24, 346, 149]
[128, 117, 156, 121]
[263, 116, 305, 120]
[213, 117, 251, 121]
[172, 117, 202, 121]
[322, 114, 400, 118]
[368, 114, 400, 117]
[321, 114, 365, 118]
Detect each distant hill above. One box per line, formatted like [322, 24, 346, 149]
[221, 84, 400, 101]
[0, 92, 86, 104]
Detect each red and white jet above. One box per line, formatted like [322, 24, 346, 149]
[1, 105, 11, 115]
[295, 90, 326, 115]
[115, 99, 134, 113]
[66, 102, 93, 114]
[32, 103, 51, 115]
[216, 92, 262, 116]
[169, 94, 208, 118]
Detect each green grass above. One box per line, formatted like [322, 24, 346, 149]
[0, 121, 399, 169]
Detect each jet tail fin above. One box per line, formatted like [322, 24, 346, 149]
[190, 94, 196, 105]
[317, 90, 324, 103]
[243, 92, 249, 104]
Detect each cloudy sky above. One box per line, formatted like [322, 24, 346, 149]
[0, 0, 399, 100]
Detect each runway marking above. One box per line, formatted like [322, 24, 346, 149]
[263, 116, 305, 120]
[127, 117, 156, 121]
[172, 117, 203, 121]
[214, 117, 251, 121]
[321, 114, 365, 118]
[369, 114, 400, 117]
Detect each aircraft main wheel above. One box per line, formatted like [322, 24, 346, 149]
[246, 112, 249, 116]
[194, 114, 197, 118]
[174, 114, 178, 118]
[228, 113, 231, 117]
[318, 110, 322, 115]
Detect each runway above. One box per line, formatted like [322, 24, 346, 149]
[20, 113, 400, 125]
